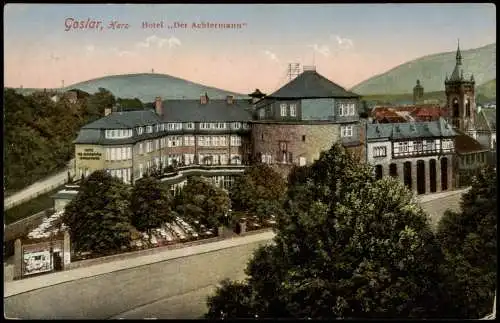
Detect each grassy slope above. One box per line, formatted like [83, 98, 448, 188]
[476, 79, 496, 99]
[10, 73, 248, 103]
[351, 43, 496, 95]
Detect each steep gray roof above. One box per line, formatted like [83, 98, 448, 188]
[367, 118, 456, 141]
[82, 110, 161, 129]
[268, 70, 360, 99]
[160, 99, 252, 122]
[482, 108, 496, 131]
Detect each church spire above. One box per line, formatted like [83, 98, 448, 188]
[456, 38, 463, 65]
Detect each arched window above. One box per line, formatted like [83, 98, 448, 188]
[466, 98, 471, 117]
[452, 98, 459, 117]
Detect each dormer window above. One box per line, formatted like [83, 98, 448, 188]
[137, 127, 144, 135]
[290, 104, 297, 117]
[105, 129, 133, 139]
[146, 126, 153, 133]
[156, 124, 160, 132]
[185, 122, 194, 130]
[161, 124, 165, 131]
[232, 122, 241, 129]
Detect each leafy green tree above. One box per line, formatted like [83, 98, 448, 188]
[230, 163, 286, 221]
[117, 97, 144, 111]
[130, 175, 175, 239]
[437, 166, 497, 318]
[206, 143, 450, 319]
[176, 176, 230, 228]
[62, 170, 133, 255]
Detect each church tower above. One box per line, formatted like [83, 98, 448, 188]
[413, 79, 424, 104]
[444, 40, 476, 133]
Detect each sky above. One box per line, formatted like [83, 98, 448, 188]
[3, 3, 496, 94]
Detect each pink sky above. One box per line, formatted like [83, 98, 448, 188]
[4, 3, 496, 93]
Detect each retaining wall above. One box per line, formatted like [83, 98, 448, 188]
[66, 227, 273, 271]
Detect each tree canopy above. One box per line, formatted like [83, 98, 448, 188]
[175, 176, 231, 229]
[230, 163, 286, 221]
[206, 143, 451, 319]
[62, 170, 133, 254]
[130, 175, 175, 235]
[437, 166, 497, 318]
[3, 87, 134, 193]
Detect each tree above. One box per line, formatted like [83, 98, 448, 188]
[130, 175, 175, 239]
[230, 163, 286, 221]
[175, 176, 230, 228]
[62, 170, 133, 255]
[206, 143, 450, 319]
[437, 166, 497, 318]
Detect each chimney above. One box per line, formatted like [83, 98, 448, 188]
[200, 93, 209, 105]
[226, 95, 234, 105]
[155, 97, 163, 115]
[104, 107, 112, 116]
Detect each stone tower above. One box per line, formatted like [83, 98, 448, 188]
[444, 40, 476, 134]
[413, 79, 424, 104]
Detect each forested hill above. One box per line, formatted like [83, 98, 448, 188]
[3, 88, 118, 193]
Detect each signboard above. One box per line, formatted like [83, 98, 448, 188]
[77, 148, 102, 161]
[23, 250, 52, 276]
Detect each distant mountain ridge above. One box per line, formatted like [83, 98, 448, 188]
[10, 73, 248, 102]
[351, 43, 496, 96]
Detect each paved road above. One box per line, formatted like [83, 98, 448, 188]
[4, 159, 74, 210]
[4, 236, 273, 319]
[4, 190, 465, 319]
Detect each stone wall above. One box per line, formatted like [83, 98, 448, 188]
[252, 122, 340, 166]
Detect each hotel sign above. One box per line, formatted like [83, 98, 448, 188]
[78, 148, 102, 161]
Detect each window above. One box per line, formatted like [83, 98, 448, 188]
[302, 135, 306, 142]
[127, 147, 132, 160]
[259, 109, 265, 118]
[198, 136, 205, 146]
[111, 148, 116, 161]
[137, 127, 144, 135]
[106, 129, 133, 139]
[414, 140, 423, 152]
[243, 123, 250, 129]
[232, 122, 241, 129]
[155, 139, 160, 151]
[290, 104, 297, 117]
[373, 146, 387, 157]
[139, 143, 144, 154]
[139, 164, 144, 179]
[230, 135, 241, 146]
[106, 148, 111, 161]
[213, 136, 220, 147]
[184, 135, 195, 146]
[341, 125, 353, 137]
[156, 124, 160, 132]
[185, 122, 194, 130]
[146, 126, 153, 133]
[220, 136, 227, 146]
[160, 124, 165, 131]
[261, 153, 272, 164]
[299, 157, 306, 166]
[184, 154, 195, 165]
[217, 122, 226, 129]
[400, 141, 409, 152]
[339, 103, 355, 116]
[280, 104, 287, 116]
[121, 147, 127, 160]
